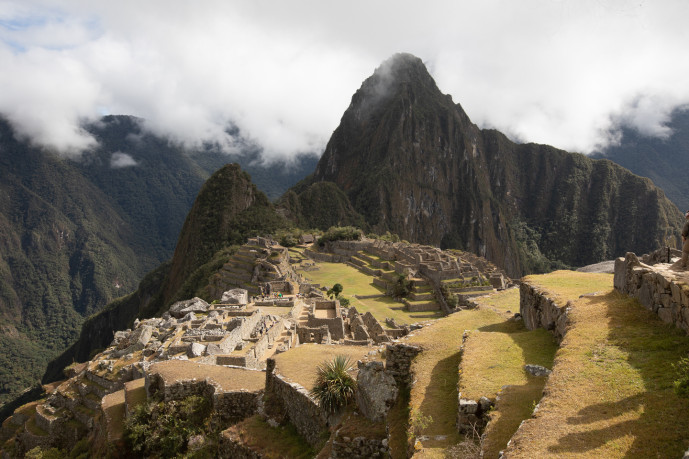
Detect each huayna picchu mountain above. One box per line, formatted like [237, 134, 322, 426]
[282, 53, 683, 276]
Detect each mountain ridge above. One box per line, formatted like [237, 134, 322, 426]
[284, 53, 682, 276]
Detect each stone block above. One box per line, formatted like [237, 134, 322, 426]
[221, 289, 249, 305]
[657, 307, 674, 324]
[459, 398, 478, 414]
[355, 361, 397, 423]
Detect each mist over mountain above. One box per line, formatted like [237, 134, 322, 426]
[283, 53, 683, 276]
[0, 116, 314, 406]
[593, 108, 689, 213]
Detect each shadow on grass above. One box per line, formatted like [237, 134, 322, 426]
[545, 290, 689, 457]
[417, 353, 462, 440]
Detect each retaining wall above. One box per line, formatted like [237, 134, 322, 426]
[614, 252, 689, 333]
[265, 360, 328, 447]
[520, 283, 570, 342]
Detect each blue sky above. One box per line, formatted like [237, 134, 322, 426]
[0, 0, 688, 160]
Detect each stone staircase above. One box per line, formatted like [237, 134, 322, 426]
[403, 278, 440, 312]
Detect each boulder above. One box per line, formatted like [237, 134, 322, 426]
[221, 288, 249, 305]
[524, 364, 551, 377]
[187, 342, 206, 358]
[355, 360, 398, 422]
[169, 297, 209, 318]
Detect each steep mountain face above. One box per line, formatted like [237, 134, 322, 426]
[592, 108, 689, 213]
[0, 119, 144, 404]
[44, 164, 286, 383]
[294, 53, 682, 276]
[0, 116, 313, 406]
[162, 164, 286, 304]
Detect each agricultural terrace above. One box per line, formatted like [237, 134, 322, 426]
[403, 287, 557, 458]
[295, 260, 443, 325]
[504, 271, 689, 458]
[271, 344, 383, 390]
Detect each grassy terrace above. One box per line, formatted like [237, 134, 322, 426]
[272, 344, 382, 390]
[404, 287, 558, 457]
[504, 271, 689, 458]
[223, 415, 315, 458]
[296, 261, 443, 325]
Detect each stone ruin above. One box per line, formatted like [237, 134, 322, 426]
[305, 238, 510, 313]
[295, 300, 409, 346]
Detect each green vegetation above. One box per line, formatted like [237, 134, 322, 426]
[276, 182, 367, 231]
[392, 274, 412, 298]
[504, 272, 689, 458]
[673, 357, 689, 397]
[310, 356, 357, 413]
[327, 283, 343, 298]
[124, 395, 214, 457]
[223, 415, 315, 458]
[317, 226, 363, 246]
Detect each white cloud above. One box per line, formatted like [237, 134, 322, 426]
[0, 0, 688, 159]
[110, 151, 138, 168]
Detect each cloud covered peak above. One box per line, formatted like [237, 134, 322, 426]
[1, 1, 689, 159]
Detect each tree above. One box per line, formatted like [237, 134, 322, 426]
[327, 283, 343, 298]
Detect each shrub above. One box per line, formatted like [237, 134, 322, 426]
[317, 226, 362, 246]
[327, 283, 343, 298]
[673, 357, 689, 397]
[392, 274, 412, 298]
[310, 355, 357, 413]
[124, 395, 214, 457]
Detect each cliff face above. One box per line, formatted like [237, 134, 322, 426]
[302, 53, 682, 276]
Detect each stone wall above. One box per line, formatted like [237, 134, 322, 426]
[307, 315, 345, 340]
[385, 343, 422, 386]
[265, 360, 328, 447]
[144, 372, 261, 422]
[330, 429, 390, 458]
[218, 430, 263, 458]
[520, 283, 570, 342]
[614, 252, 689, 334]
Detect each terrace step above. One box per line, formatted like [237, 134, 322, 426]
[124, 378, 147, 417]
[101, 389, 126, 442]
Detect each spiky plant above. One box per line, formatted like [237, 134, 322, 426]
[310, 355, 357, 413]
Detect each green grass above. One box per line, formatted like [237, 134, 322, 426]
[504, 271, 689, 458]
[402, 286, 559, 457]
[223, 415, 315, 458]
[349, 296, 443, 326]
[296, 262, 384, 297]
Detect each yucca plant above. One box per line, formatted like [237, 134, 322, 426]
[310, 355, 357, 413]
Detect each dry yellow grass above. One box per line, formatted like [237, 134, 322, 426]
[272, 344, 382, 390]
[148, 360, 265, 392]
[404, 286, 559, 457]
[505, 271, 689, 458]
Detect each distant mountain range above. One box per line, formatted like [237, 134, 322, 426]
[0, 116, 315, 406]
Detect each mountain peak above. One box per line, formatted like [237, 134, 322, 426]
[353, 53, 437, 106]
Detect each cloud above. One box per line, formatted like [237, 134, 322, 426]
[110, 151, 138, 168]
[0, 0, 688, 159]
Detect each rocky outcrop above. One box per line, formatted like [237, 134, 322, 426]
[355, 361, 398, 422]
[288, 53, 682, 277]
